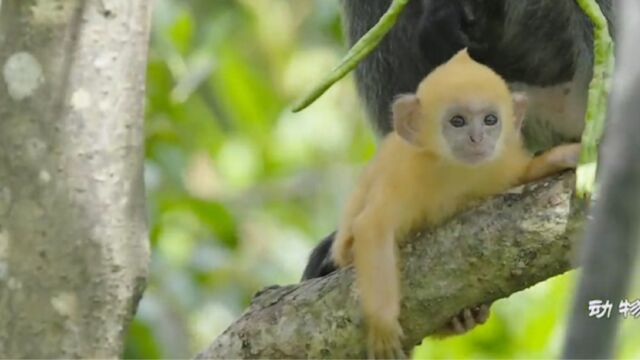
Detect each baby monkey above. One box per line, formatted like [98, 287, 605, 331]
[331, 49, 580, 358]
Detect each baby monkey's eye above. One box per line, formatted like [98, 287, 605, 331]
[449, 115, 466, 128]
[484, 114, 498, 126]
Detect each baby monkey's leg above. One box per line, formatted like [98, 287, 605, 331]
[521, 143, 581, 183]
[332, 183, 370, 266]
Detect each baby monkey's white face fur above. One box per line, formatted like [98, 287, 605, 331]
[393, 92, 528, 166]
[440, 97, 505, 165]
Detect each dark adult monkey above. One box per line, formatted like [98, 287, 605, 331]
[341, 0, 614, 148]
[301, 0, 613, 334]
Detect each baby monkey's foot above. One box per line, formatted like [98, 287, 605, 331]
[435, 303, 491, 336]
[449, 304, 490, 334]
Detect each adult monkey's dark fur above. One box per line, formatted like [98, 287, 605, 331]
[301, 0, 613, 281]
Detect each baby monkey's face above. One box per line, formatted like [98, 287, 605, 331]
[439, 98, 505, 165]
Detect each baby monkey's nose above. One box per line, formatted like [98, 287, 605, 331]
[469, 134, 483, 143]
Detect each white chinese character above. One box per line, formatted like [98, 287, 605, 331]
[588, 299, 612, 319]
[629, 299, 640, 318]
[619, 299, 631, 318]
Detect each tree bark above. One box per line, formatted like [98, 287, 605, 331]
[197, 174, 585, 359]
[562, 0, 640, 357]
[0, 0, 151, 357]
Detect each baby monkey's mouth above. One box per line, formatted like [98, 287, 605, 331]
[461, 149, 493, 165]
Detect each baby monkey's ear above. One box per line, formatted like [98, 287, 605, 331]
[511, 92, 528, 131]
[392, 94, 423, 147]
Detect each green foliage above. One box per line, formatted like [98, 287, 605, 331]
[125, 1, 640, 358]
[126, 0, 374, 357]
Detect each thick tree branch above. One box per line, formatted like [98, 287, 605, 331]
[196, 173, 585, 359]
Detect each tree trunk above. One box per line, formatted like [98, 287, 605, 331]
[0, 0, 151, 357]
[562, 0, 640, 357]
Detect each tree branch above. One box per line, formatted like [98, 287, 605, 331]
[196, 173, 586, 359]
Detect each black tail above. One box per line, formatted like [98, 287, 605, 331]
[300, 231, 339, 281]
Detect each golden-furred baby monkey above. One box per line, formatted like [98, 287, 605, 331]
[331, 49, 580, 358]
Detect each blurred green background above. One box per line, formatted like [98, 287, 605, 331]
[124, 0, 640, 358]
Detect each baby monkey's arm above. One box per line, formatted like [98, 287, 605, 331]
[351, 202, 405, 359]
[521, 143, 582, 183]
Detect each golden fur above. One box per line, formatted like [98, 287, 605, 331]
[330, 49, 580, 358]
